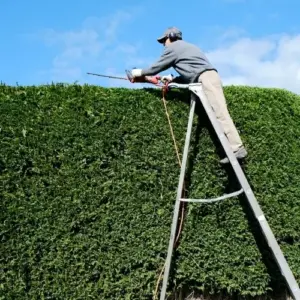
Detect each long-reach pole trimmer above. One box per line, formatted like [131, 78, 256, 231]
[87, 70, 166, 87]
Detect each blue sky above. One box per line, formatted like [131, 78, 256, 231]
[1, 0, 300, 92]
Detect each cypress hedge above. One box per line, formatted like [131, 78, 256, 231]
[0, 83, 300, 299]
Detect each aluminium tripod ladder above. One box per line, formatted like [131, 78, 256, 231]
[159, 82, 300, 300]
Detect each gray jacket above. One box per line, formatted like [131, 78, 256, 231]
[141, 40, 216, 83]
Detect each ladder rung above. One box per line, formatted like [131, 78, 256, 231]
[180, 188, 244, 203]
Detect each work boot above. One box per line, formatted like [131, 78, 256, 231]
[220, 146, 248, 164]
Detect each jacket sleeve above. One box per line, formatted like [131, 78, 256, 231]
[141, 47, 177, 76]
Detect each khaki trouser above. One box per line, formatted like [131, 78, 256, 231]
[198, 70, 243, 152]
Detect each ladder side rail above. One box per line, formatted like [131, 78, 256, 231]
[189, 83, 300, 300]
[159, 96, 197, 300]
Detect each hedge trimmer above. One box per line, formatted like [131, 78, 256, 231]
[87, 70, 168, 88]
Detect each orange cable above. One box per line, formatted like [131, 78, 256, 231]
[153, 85, 187, 299]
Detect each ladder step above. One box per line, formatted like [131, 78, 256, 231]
[180, 188, 244, 203]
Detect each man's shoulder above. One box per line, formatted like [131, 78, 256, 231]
[169, 40, 187, 47]
[169, 40, 198, 50]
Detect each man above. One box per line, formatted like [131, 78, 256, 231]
[131, 26, 247, 164]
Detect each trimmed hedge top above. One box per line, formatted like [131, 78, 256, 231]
[0, 83, 300, 299]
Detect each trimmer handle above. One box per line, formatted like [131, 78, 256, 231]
[125, 69, 162, 85]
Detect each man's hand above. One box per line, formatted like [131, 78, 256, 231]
[131, 68, 142, 77]
[161, 74, 173, 83]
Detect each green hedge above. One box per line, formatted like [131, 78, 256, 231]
[0, 83, 300, 299]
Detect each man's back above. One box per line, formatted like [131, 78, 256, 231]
[168, 40, 216, 83]
[141, 39, 216, 83]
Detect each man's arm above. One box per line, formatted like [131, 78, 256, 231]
[141, 47, 176, 76]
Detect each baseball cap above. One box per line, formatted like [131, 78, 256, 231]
[157, 27, 182, 43]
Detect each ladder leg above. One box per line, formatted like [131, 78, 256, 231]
[159, 96, 196, 300]
[188, 83, 300, 300]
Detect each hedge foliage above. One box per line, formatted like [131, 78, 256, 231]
[1, 83, 300, 299]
